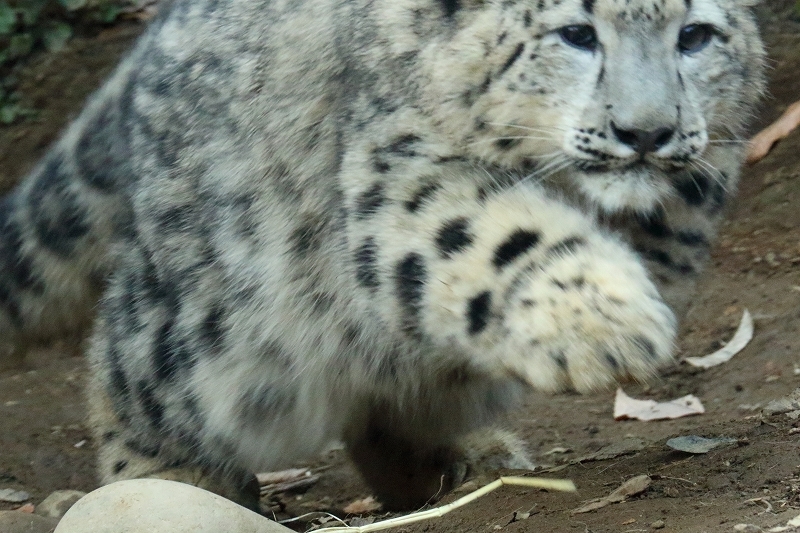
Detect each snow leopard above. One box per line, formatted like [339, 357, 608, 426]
[0, 0, 764, 511]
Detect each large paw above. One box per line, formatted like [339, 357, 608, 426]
[500, 235, 676, 392]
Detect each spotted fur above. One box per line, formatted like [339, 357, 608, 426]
[0, 0, 764, 509]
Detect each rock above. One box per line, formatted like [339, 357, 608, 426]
[55, 479, 295, 533]
[0, 511, 59, 533]
[35, 491, 87, 519]
[650, 519, 665, 529]
[0, 488, 31, 503]
[665, 435, 737, 454]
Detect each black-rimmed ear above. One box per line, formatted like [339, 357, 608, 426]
[439, 0, 461, 17]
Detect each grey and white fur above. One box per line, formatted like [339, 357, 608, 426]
[0, 0, 765, 510]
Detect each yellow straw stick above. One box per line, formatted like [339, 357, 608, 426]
[317, 476, 577, 533]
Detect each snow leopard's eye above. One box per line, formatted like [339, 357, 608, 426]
[678, 24, 714, 54]
[558, 25, 598, 52]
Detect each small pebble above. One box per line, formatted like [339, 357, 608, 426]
[35, 490, 86, 519]
[651, 519, 665, 529]
[0, 489, 31, 503]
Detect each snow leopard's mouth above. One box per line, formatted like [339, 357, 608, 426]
[570, 162, 679, 213]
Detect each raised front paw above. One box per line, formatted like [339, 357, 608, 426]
[499, 234, 676, 393]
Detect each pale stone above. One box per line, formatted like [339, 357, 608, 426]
[0, 511, 59, 533]
[35, 491, 87, 519]
[54, 479, 294, 533]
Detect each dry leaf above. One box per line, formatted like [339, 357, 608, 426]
[684, 310, 753, 369]
[256, 468, 311, 485]
[16, 503, 35, 513]
[613, 388, 704, 421]
[570, 438, 645, 463]
[747, 100, 800, 165]
[343, 496, 382, 514]
[571, 475, 651, 514]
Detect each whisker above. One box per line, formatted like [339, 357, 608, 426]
[485, 122, 568, 134]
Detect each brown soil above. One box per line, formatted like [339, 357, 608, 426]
[1, 4, 799, 533]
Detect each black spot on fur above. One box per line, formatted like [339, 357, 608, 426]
[356, 183, 386, 219]
[495, 138, 522, 150]
[583, 0, 595, 13]
[438, 0, 460, 17]
[673, 173, 710, 206]
[113, 460, 128, 474]
[640, 248, 695, 275]
[435, 218, 474, 258]
[136, 380, 165, 429]
[406, 182, 441, 212]
[200, 305, 226, 351]
[124, 438, 160, 458]
[373, 158, 391, 173]
[551, 350, 568, 370]
[29, 155, 91, 256]
[377, 134, 420, 157]
[676, 230, 709, 247]
[637, 209, 672, 238]
[355, 238, 380, 290]
[634, 336, 658, 360]
[107, 347, 131, 401]
[75, 101, 131, 192]
[153, 318, 181, 382]
[396, 253, 426, 337]
[499, 43, 525, 75]
[289, 214, 327, 258]
[0, 197, 45, 326]
[604, 352, 620, 370]
[311, 291, 336, 314]
[493, 230, 541, 269]
[467, 291, 491, 334]
[523, 10, 532, 26]
[341, 322, 360, 349]
[546, 236, 585, 257]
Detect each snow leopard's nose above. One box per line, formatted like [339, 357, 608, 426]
[610, 122, 675, 156]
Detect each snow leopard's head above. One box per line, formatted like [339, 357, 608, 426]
[386, 0, 765, 212]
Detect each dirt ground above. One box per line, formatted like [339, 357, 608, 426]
[1, 4, 799, 533]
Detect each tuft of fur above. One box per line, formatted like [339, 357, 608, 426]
[1, 0, 764, 509]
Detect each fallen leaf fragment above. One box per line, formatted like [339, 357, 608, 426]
[747, 100, 800, 165]
[685, 309, 753, 369]
[571, 475, 651, 514]
[665, 435, 737, 454]
[762, 388, 800, 417]
[257, 468, 320, 497]
[16, 503, 35, 513]
[614, 389, 705, 421]
[343, 496, 382, 515]
[542, 446, 571, 456]
[0, 488, 30, 503]
[767, 512, 800, 532]
[256, 468, 311, 485]
[571, 438, 645, 463]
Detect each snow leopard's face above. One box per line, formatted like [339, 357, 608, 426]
[413, 0, 765, 212]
